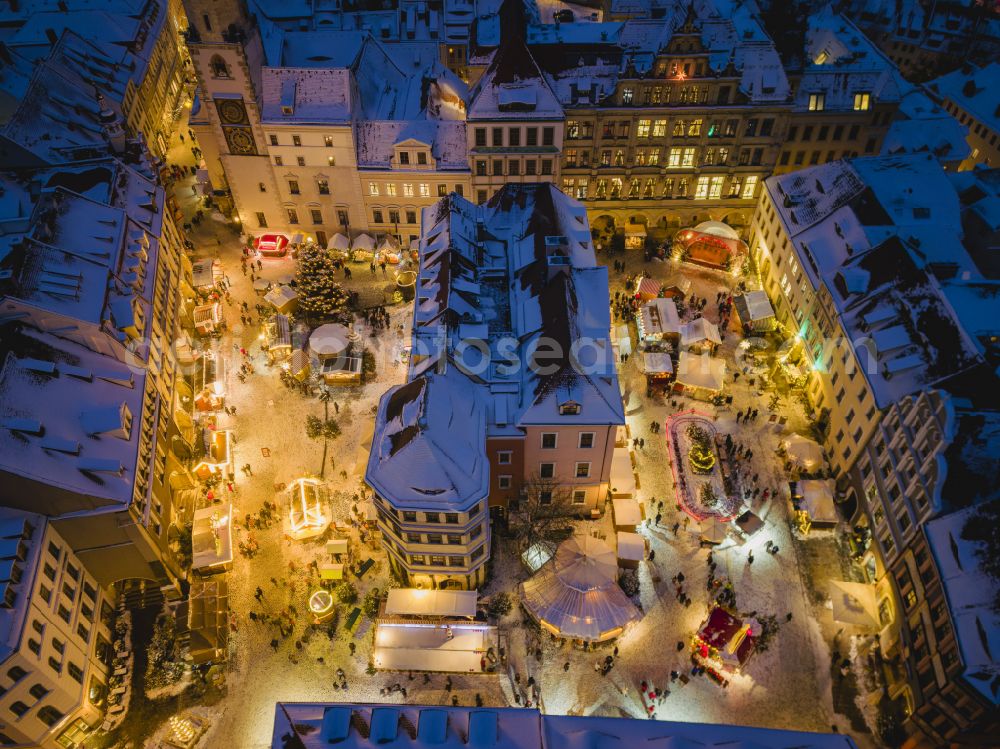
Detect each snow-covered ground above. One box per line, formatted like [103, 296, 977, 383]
[142, 122, 877, 749]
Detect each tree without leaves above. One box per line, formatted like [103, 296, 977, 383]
[508, 474, 580, 560]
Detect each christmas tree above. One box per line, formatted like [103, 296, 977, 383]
[296, 244, 351, 322]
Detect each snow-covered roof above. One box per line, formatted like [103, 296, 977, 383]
[356, 121, 469, 170]
[680, 317, 722, 348]
[927, 62, 1000, 138]
[468, 38, 563, 121]
[925, 505, 1000, 706]
[0, 160, 166, 352]
[368, 184, 623, 513]
[0, 326, 143, 506]
[676, 351, 725, 392]
[881, 90, 970, 165]
[260, 67, 354, 123]
[793, 8, 904, 112]
[271, 703, 859, 748]
[765, 155, 986, 407]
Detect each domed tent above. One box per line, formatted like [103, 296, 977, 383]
[521, 535, 640, 642]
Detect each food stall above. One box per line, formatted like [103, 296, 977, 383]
[191, 504, 234, 574]
[734, 290, 776, 333]
[254, 233, 290, 257]
[637, 298, 681, 346]
[693, 606, 756, 679]
[263, 314, 292, 364]
[193, 302, 224, 335]
[263, 285, 298, 315]
[624, 222, 647, 250]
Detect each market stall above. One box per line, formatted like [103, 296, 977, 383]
[520, 535, 640, 642]
[264, 314, 292, 363]
[193, 428, 233, 480]
[637, 298, 681, 346]
[191, 504, 233, 574]
[791, 479, 839, 533]
[287, 349, 310, 382]
[284, 478, 329, 541]
[611, 496, 643, 532]
[384, 589, 478, 619]
[640, 352, 673, 390]
[675, 351, 726, 399]
[191, 259, 222, 289]
[372, 621, 498, 673]
[609, 448, 637, 499]
[734, 290, 776, 333]
[377, 237, 401, 265]
[616, 532, 645, 569]
[782, 433, 825, 473]
[254, 233, 290, 257]
[624, 222, 647, 250]
[187, 579, 229, 665]
[193, 302, 224, 336]
[328, 233, 350, 258]
[634, 276, 663, 302]
[680, 317, 722, 354]
[693, 606, 756, 676]
[351, 233, 375, 262]
[309, 323, 351, 361]
[263, 285, 298, 315]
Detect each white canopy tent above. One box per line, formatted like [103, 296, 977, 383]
[829, 580, 880, 630]
[616, 532, 645, 564]
[352, 233, 375, 251]
[609, 449, 636, 498]
[328, 233, 350, 251]
[641, 352, 673, 376]
[521, 535, 640, 642]
[384, 589, 477, 619]
[798, 479, 839, 525]
[611, 496, 643, 530]
[309, 323, 351, 358]
[680, 317, 722, 349]
[784, 433, 825, 471]
[676, 351, 726, 393]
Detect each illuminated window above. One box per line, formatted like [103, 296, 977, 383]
[419, 183, 430, 197]
[385, 183, 397, 197]
[808, 93, 825, 111]
[652, 119, 668, 137]
[853, 92, 871, 111]
[403, 184, 414, 197]
[369, 182, 379, 196]
[742, 175, 759, 200]
[636, 119, 651, 138]
[694, 176, 709, 200]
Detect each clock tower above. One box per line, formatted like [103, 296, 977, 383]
[181, 0, 274, 226]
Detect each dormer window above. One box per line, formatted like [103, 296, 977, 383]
[399, 152, 410, 165]
[559, 401, 581, 416]
[417, 152, 427, 165]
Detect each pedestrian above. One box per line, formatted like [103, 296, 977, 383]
[786, 612, 793, 622]
[655, 512, 662, 526]
[676, 641, 684, 652]
[255, 586, 264, 601]
[563, 662, 570, 672]
[648, 549, 655, 561]
[257, 259, 263, 271]
[747, 552, 754, 565]
[671, 521, 680, 535]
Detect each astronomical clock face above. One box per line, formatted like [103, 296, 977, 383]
[216, 98, 249, 125]
[225, 127, 257, 156]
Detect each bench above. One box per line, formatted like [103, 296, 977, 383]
[345, 607, 362, 631]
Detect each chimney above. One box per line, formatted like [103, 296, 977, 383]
[97, 94, 127, 155]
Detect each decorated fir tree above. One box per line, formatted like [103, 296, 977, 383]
[295, 244, 350, 322]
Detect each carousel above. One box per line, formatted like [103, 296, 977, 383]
[284, 478, 330, 541]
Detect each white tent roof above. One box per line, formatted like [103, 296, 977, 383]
[521, 536, 640, 642]
[676, 351, 726, 392]
[352, 233, 375, 250]
[680, 317, 722, 347]
[641, 352, 673, 375]
[554, 535, 616, 590]
[612, 497, 642, 528]
[784, 433, 825, 470]
[799, 479, 838, 524]
[738, 290, 775, 321]
[384, 589, 478, 618]
[328, 233, 350, 251]
[616, 532, 645, 562]
[610, 449, 636, 497]
[309, 323, 351, 356]
[692, 220, 739, 240]
[639, 298, 681, 338]
[828, 580, 879, 630]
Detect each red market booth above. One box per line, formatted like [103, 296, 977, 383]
[674, 221, 746, 270]
[693, 606, 756, 677]
[254, 233, 290, 257]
